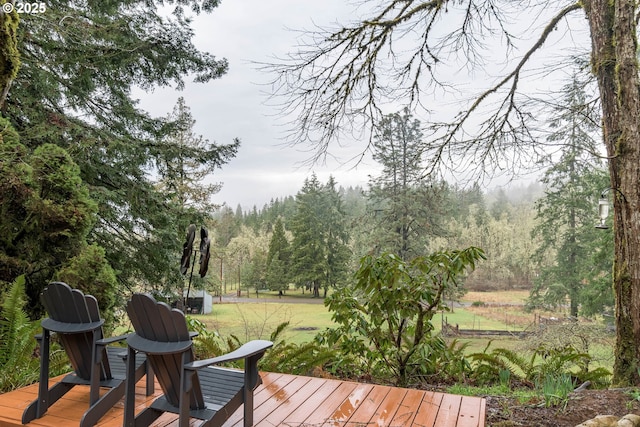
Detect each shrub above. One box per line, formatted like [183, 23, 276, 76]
[323, 248, 484, 386]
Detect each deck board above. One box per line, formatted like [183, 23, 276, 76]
[323, 383, 376, 426]
[371, 387, 408, 426]
[456, 396, 486, 427]
[388, 389, 426, 426]
[434, 394, 463, 427]
[293, 381, 359, 426]
[251, 376, 324, 427]
[281, 379, 343, 426]
[414, 391, 445, 427]
[0, 372, 485, 427]
[344, 384, 391, 426]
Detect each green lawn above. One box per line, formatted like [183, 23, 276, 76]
[197, 301, 334, 344]
[437, 307, 525, 331]
[195, 299, 512, 345]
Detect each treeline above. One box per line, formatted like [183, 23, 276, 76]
[208, 179, 545, 296]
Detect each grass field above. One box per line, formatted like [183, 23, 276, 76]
[192, 289, 615, 374]
[198, 301, 334, 344]
[196, 291, 525, 344]
[461, 290, 531, 304]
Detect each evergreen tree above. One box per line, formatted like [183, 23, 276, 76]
[0, 117, 99, 318]
[266, 218, 290, 293]
[56, 244, 118, 330]
[157, 97, 238, 214]
[156, 97, 237, 295]
[246, 248, 268, 293]
[289, 174, 350, 297]
[368, 108, 445, 260]
[215, 206, 241, 247]
[2, 1, 233, 294]
[527, 74, 613, 317]
[323, 176, 351, 296]
[290, 175, 326, 297]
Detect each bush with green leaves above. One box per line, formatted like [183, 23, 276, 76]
[322, 247, 485, 386]
[56, 244, 118, 333]
[186, 316, 228, 361]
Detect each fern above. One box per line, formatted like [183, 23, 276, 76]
[469, 342, 611, 390]
[0, 276, 41, 391]
[578, 366, 611, 388]
[259, 322, 337, 375]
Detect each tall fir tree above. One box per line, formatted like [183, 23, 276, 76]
[527, 73, 613, 317]
[290, 175, 326, 297]
[289, 174, 350, 297]
[368, 108, 445, 260]
[157, 97, 237, 296]
[157, 97, 238, 214]
[266, 218, 290, 293]
[323, 176, 351, 296]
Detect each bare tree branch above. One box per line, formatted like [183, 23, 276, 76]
[425, 2, 583, 178]
[264, 0, 586, 179]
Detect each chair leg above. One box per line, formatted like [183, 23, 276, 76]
[80, 381, 126, 427]
[142, 359, 154, 396]
[22, 381, 74, 423]
[243, 354, 261, 427]
[243, 389, 254, 427]
[89, 330, 103, 406]
[124, 347, 137, 427]
[22, 331, 75, 423]
[179, 353, 192, 427]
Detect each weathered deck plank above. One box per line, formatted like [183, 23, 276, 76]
[414, 391, 446, 427]
[434, 394, 463, 427]
[370, 386, 408, 426]
[0, 372, 485, 427]
[343, 384, 391, 426]
[389, 389, 425, 426]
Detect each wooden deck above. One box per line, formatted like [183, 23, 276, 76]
[0, 372, 485, 427]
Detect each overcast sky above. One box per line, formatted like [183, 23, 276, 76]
[134, 1, 583, 210]
[135, 1, 379, 210]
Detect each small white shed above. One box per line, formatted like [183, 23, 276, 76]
[183, 289, 213, 314]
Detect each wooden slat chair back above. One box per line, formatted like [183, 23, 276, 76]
[22, 282, 153, 427]
[42, 282, 111, 380]
[124, 293, 273, 427]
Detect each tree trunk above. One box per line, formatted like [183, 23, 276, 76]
[0, 5, 20, 111]
[584, 0, 640, 385]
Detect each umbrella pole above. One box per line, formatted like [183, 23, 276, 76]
[185, 249, 199, 312]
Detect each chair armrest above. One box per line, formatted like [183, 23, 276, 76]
[127, 333, 192, 355]
[97, 333, 130, 346]
[185, 340, 273, 370]
[41, 317, 104, 334]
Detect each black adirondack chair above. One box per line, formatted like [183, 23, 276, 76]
[124, 293, 273, 427]
[22, 282, 153, 427]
